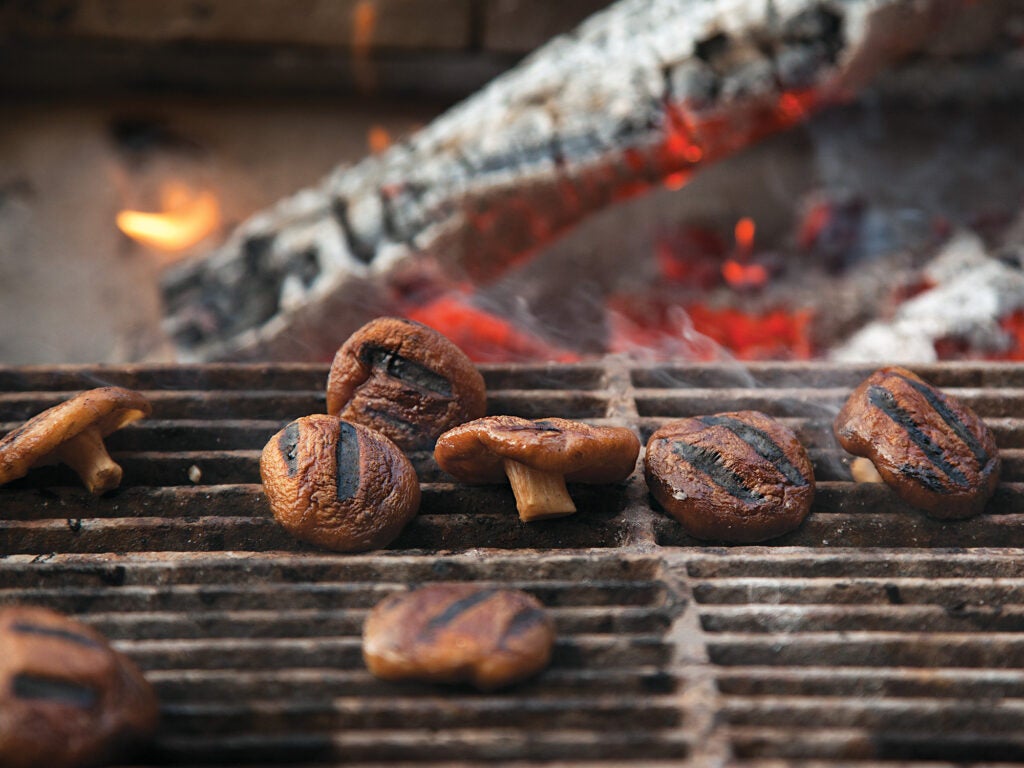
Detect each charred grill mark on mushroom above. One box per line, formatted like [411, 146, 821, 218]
[531, 421, 564, 432]
[278, 422, 301, 477]
[867, 385, 969, 489]
[261, 414, 421, 552]
[498, 607, 549, 651]
[335, 420, 360, 501]
[327, 318, 486, 451]
[362, 584, 555, 691]
[699, 414, 810, 487]
[424, 588, 498, 633]
[359, 345, 453, 397]
[502, 423, 563, 434]
[645, 411, 815, 543]
[9, 623, 104, 649]
[11, 675, 99, 708]
[896, 373, 991, 466]
[897, 462, 947, 493]
[833, 366, 1000, 519]
[358, 405, 422, 439]
[669, 440, 764, 504]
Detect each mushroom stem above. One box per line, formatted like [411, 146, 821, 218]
[502, 459, 576, 522]
[850, 456, 884, 484]
[53, 427, 123, 495]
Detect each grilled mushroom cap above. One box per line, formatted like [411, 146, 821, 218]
[0, 387, 152, 495]
[326, 317, 486, 451]
[834, 366, 1000, 519]
[0, 605, 159, 768]
[434, 416, 640, 522]
[363, 583, 555, 691]
[644, 410, 815, 543]
[261, 414, 421, 552]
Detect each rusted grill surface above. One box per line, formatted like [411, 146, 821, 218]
[2, 360, 1024, 766]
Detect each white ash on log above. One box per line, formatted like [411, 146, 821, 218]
[832, 227, 1024, 363]
[161, 0, 1019, 361]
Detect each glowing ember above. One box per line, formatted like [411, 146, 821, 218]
[722, 216, 766, 289]
[734, 217, 756, 255]
[777, 92, 811, 121]
[655, 226, 726, 288]
[686, 303, 814, 360]
[944, 310, 1024, 361]
[664, 131, 704, 164]
[116, 182, 220, 253]
[368, 125, 391, 154]
[606, 302, 728, 361]
[997, 310, 1024, 360]
[797, 199, 833, 250]
[607, 296, 813, 361]
[405, 293, 580, 364]
[721, 260, 768, 289]
[663, 172, 690, 191]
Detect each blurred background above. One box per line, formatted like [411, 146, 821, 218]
[2, 0, 1023, 365]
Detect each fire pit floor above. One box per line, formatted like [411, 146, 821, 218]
[3, 360, 1024, 765]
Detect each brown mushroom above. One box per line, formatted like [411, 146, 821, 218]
[326, 317, 486, 451]
[834, 366, 1000, 519]
[363, 583, 555, 691]
[260, 414, 421, 552]
[434, 416, 640, 522]
[0, 605, 159, 768]
[644, 411, 815, 543]
[0, 387, 152, 495]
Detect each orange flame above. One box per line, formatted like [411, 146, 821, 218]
[116, 182, 220, 253]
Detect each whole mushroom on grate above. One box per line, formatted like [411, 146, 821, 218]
[0, 386, 152, 495]
[434, 416, 640, 522]
[326, 317, 486, 451]
[0, 605, 159, 768]
[363, 583, 556, 691]
[260, 414, 421, 552]
[834, 366, 1000, 519]
[644, 410, 816, 543]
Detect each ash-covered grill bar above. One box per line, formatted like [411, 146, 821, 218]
[3, 360, 1024, 765]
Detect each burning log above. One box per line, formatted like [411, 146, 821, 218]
[161, 0, 1016, 361]
[832, 226, 1024, 363]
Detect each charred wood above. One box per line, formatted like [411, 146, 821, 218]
[160, 0, 1021, 361]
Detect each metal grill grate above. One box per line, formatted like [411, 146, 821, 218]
[2, 360, 1024, 766]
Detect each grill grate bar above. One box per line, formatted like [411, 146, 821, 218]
[726, 725, 1024, 762]
[706, 631, 1024, 668]
[700, 603, 1024, 633]
[148, 667, 680, 702]
[152, 728, 693, 765]
[705, 666, 1024, 699]
[159, 695, 685, 734]
[4, 361, 1024, 765]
